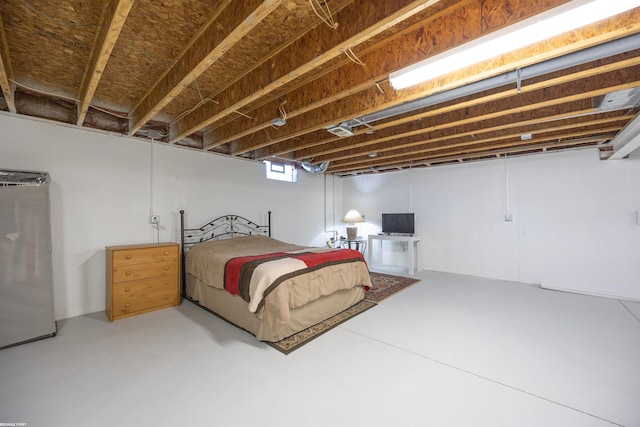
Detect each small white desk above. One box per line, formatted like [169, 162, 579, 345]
[367, 234, 422, 275]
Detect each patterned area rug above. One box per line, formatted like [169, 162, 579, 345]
[267, 272, 419, 354]
[266, 299, 376, 355]
[364, 272, 420, 303]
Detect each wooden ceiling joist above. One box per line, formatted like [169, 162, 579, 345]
[215, 0, 572, 155]
[255, 54, 640, 159]
[311, 64, 640, 169]
[330, 129, 615, 173]
[321, 114, 632, 167]
[206, 0, 491, 152]
[171, 0, 444, 144]
[2, 0, 639, 171]
[332, 135, 611, 175]
[202, 0, 469, 150]
[0, 12, 16, 113]
[232, 9, 640, 158]
[329, 123, 625, 171]
[77, 0, 134, 126]
[128, 0, 280, 136]
[315, 78, 639, 167]
[332, 131, 615, 172]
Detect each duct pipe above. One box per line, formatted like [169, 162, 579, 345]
[301, 161, 330, 173]
[348, 33, 640, 129]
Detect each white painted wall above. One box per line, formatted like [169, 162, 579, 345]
[3, 111, 637, 317]
[0, 113, 342, 319]
[344, 149, 640, 301]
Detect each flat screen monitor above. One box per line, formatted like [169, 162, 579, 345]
[381, 213, 415, 235]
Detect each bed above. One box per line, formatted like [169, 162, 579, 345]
[180, 210, 372, 342]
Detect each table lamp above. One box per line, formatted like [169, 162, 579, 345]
[342, 209, 364, 240]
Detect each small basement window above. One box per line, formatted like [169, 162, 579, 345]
[264, 160, 297, 183]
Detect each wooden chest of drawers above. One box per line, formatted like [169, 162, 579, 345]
[106, 243, 180, 322]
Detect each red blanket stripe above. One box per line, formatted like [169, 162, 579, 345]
[224, 252, 288, 295]
[291, 249, 364, 267]
[223, 249, 366, 297]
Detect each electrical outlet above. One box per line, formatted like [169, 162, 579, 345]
[149, 214, 160, 224]
[504, 213, 513, 222]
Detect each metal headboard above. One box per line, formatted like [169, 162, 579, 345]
[179, 210, 271, 296]
[180, 211, 271, 247]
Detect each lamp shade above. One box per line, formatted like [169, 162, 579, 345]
[342, 209, 364, 224]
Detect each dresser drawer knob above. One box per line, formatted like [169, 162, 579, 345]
[125, 271, 132, 276]
[125, 255, 131, 260]
[163, 280, 169, 285]
[125, 303, 131, 308]
[163, 266, 169, 271]
[163, 251, 169, 256]
[163, 295, 169, 300]
[125, 287, 131, 292]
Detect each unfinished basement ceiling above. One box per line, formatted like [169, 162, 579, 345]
[0, 0, 639, 175]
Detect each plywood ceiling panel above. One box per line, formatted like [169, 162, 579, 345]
[0, 0, 638, 173]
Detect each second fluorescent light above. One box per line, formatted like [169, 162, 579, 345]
[389, 0, 640, 90]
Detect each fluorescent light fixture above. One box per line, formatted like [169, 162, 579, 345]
[389, 0, 640, 90]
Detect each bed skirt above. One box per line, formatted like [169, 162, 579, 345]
[186, 274, 365, 342]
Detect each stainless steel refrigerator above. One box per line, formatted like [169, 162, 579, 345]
[0, 169, 56, 349]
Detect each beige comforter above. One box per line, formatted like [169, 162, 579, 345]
[185, 235, 371, 324]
